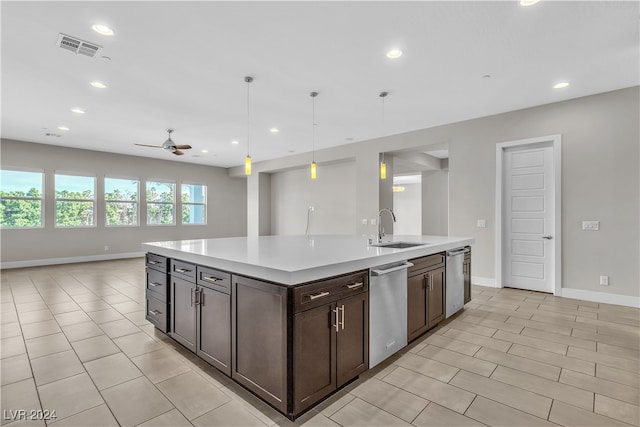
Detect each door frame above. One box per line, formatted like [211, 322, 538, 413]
[495, 134, 562, 295]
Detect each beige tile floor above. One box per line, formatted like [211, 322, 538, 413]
[1, 258, 639, 426]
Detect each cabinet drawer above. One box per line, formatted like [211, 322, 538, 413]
[171, 259, 196, 281]
[146, 296, 168, 332]
[146, 268, 168, 301]
[197, 266, 231, 294]
[146, 253, 168, 272]
[294, 270, 368, 313]
[409, 253, 445, 276]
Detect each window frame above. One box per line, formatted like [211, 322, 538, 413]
[146, 179, 176, 226]
[104, 176, 140, 227]
[0, 167, 45, 229]
[181, 182, 207, 226]
[54, 171, 97, 228]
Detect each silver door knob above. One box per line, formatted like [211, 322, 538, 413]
[542, 235, 553, 240]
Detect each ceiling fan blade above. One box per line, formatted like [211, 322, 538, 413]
[174, 145, 192, 150]
[173, 149, 185, 156]
[134, 144, 163, 148]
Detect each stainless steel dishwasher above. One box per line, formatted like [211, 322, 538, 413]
[369, 261, 413, 368]
[446, 247, 469, 318]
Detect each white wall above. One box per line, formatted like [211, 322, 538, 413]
[393, 183, 422, 235]
[422, 170, 449, 235]
[270, 161, 356, 235]
[235, 87, 639, 300]
[1, 139, 247, 266]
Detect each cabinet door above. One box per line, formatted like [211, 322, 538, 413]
[336, 292, 368, 387]
[293, 303, 336, 414]
[171, 276, 197, 352]
[197, 286, 231, 376]
[427, 267, 446, 327]
[463, 259, 471, 304]
[407, 274, 428, 342]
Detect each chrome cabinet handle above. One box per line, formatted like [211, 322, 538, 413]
[176, 268, 191, 273]
[190, 288, 195, 306]
[202, 276, 221, 283]
[148, 310, 161, 316]
[340, 305, 345, 330]
[332, 307, 339, 332]
[200, 291, 204, 307]
[427, 274, 432, 291]
[148, 260, 160, 265]
[309, 291, 330, 301]
[148, 282, 161, 287]
[194, 289, 201, 306]
[346, 282, 364, 290]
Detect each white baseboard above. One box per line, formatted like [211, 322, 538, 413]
[472, 276, 498, 288]
[1, 252, 145, 270]
[559, 288, 640, 309]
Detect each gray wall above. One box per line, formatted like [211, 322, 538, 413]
[270, 161, 356, 235]
[236, 87, 639, 298]
[422, 170, 449, 235]
[393, 183, 422, 235]
[1, 139, 247, 265]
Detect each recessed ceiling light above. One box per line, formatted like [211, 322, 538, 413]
[231, 140, 239, 145]
[201, 150, 208, 153]
[92, 24, 114, 36]
[553, 82, 570, 89]
[520, 0, 540, 6]
[386, 49, 403, 59]
[345, 137, 354, 141]
[90, 81, 107, 89]
[57, 126, 70, 131]
[101, 56, 112, 61]
[269, 128, 279, 133]
[482, 74, 492, 79]
[71, 108, 85, 114]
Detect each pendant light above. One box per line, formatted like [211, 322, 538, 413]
[379, 91, 388, 180]
[244, 76, 253, 175]
[310, 91, 318, 179]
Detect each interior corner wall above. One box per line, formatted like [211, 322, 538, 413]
[270, 161, 356, 236]
[421, 170, 449, 236]
[0, 139, 247, 266]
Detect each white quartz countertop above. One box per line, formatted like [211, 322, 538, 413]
[142, 235, 474, 285]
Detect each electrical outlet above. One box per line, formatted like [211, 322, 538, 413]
[104, 245, 109, 251]
[477, 219, 486, 228]
[309, 206, 315, 211]
[582, 221, 600, 231]
[362, 219, 368, 225]
[599, 275, 609, 286]
[370, 219, 377, 226]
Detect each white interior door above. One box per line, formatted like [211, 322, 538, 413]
[503, 144, 554, 293]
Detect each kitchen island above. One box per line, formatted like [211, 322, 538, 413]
[142, 235, 473, 419]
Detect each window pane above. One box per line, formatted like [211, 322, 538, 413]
[106, 202, 138, 226]
[56, 201, 94, 226]
[1, 199, 42, 228]
[147, 204, 174, 225]
[182, 204, 205, 225]
[181, 184, 206, 204]
[105, 178, 138, 201]
[0, 170, 43, 197]
[55, 174, 95, 199]
[147, 181, 174, 203]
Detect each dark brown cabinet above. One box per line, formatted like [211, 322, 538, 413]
[292, 271, 368, 415]
[145, 253, 169, 333]
[408, 253, 446, 342]
[170, 261, 232, 376]
[464, 247, 472, 304]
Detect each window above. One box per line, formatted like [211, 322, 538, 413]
[55, 173, 96, 227]
[105, 177, 139, 226]
[0, 169, 44, 228]
[147, 181, 175, 225]
[182, 183, 207, 225]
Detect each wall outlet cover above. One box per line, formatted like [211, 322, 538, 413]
[362, 219, 368, 225]
[370, 219, 377, 225]
[582, 221, 600, 231]
[477, 219, 487, 228]
[599, 275, 609, 286]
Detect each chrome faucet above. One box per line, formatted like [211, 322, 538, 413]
[378, 208, 396, 243]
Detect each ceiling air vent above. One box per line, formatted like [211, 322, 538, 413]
[56, 33, 102, 58]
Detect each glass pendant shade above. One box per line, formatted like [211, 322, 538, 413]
[245, 155, 252, 175]
[311, 161, 317, 179]
[380, 161, 387, 180]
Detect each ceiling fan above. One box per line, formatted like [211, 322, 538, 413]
[134, 129, 192, 156]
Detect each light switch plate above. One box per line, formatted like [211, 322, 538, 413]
[583, 221, 600, 231]
[599, 275, 609, 286]
[477, 219, 486, 228]
[362, 219, 368, 225]
[370, 219, 377, 225]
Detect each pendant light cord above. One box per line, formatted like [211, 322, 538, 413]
[380, 91, 388, 166]
[312, 95, 315, 162]
[246, 78, 251, 157]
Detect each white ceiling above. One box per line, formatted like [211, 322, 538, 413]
[2, 1, 638, 168]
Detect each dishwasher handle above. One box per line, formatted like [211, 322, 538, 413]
[446, 248, 468, 256]
[371, 262, 414, 276]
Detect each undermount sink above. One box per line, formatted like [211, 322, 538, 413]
[373, 242, 429, 249]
